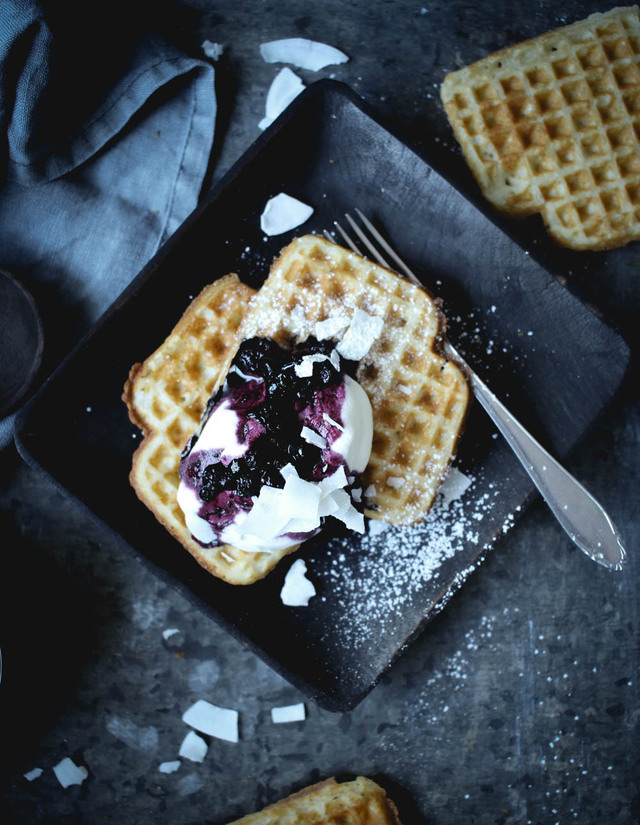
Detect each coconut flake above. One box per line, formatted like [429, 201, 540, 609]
[282, 474, 322, 522]
[386, 476, 406, 489]
[260, 193, 314, 236]
[301, 426, 327, 449]
[271, 703, 306, 723]
[439, 466, 472, 506]
[336, 309, 384, 361]
[322, 412, 344, 431]
[259, 67, 305, 130]
[182, 700, 239, 743]
[315, 315, 350, 340]
[259, 38, 349, 71]
[182, 699, 239, 743]
[162, 627, 180, 640]
[328, 488, 365, 533]
[281, 559, 316, 606]
[294, 352, 330, 378]
[179, 731, 208, 763]
[158, 760, 181, 774]
[53, 757, 88, 788]
[202, 40, 225, 60]
[23, 768, 43, 782]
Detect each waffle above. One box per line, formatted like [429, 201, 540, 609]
[235, 235, 470, 526]
[441, 6, 640, 250]
[124, 237, 469, 583]
[123, 275, 299, 586]
[226, 776, 403, 825]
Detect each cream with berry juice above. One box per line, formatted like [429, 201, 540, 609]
[177, 337, 373, 553]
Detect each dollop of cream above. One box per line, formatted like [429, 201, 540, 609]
[177, 361, 373, 554]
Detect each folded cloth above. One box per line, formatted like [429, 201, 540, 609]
[0, 0, 217, 449]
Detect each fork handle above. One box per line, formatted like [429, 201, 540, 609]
[446, 342, 626, 570]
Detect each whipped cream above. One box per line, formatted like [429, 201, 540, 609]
[177, 337, 373, 554]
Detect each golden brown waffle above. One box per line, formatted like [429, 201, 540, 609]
[124, 237, 468, 583]
[441, 6, 640, 250]
[235, 235, 469, 526]
[123, 275, 300, 585]
[226, 776, 403, 825]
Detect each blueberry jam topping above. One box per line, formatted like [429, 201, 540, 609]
[179, 336, 364, 546]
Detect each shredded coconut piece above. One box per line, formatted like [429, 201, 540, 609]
[439, 466, 472, 506]
[336, 308, 384, 360]
[158, 760, 181, 774]
[281, 559, 316, 606]
[386, 476, 406, 489]
[53, 758, 88, 788]
[260, 193, 314, 236]
[182, 700, 239, 743]
[259, 67, 305, 129]
[259, 38, 349, 71]
[271, 703, 306, 723]
[179, 731, 208, 763]
[202, 40, 225, 60]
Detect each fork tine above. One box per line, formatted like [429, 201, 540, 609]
[343, 214, 392, 270]
[352, 208, 420, 285]
[332, 220, 362, 255]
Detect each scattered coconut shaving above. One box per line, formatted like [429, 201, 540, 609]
[182, 699, 239, 743]
[259, 38, 349, 71]
[179, 731, 208, 763]
[281, 559, 316, 606]
[201, 40, 225, 60]
[439, 466, 473, 506]
[23, 768, 43, 782]
[158, 760, 181, 774]
[259, 67, 305, 129]
[260, 193, 314, 236]
[335, 308, 384, 361]
[53, 757, 88, 788]
[271, 703, 306, 723]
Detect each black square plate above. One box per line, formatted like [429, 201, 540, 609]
[15, 80, 630, 712]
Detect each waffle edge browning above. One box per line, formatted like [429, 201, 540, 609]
[441, 5, 640, 251]
[122, 275, 296, 586]
[225, 776, 404, 825]
[124, 236, 469, 584]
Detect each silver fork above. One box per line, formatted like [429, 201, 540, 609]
[326, 209, 627, 571]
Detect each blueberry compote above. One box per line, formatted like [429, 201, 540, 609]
[178, 336, 372, 550]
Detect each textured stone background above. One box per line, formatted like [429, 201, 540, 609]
[1, 1, 638, 824]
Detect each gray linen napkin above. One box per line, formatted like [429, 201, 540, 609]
[0, 0, 217, 449]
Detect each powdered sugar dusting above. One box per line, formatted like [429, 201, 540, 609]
[310, 467, 507, 650]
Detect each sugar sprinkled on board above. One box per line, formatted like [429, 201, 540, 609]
[310, 466, 505, 650]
